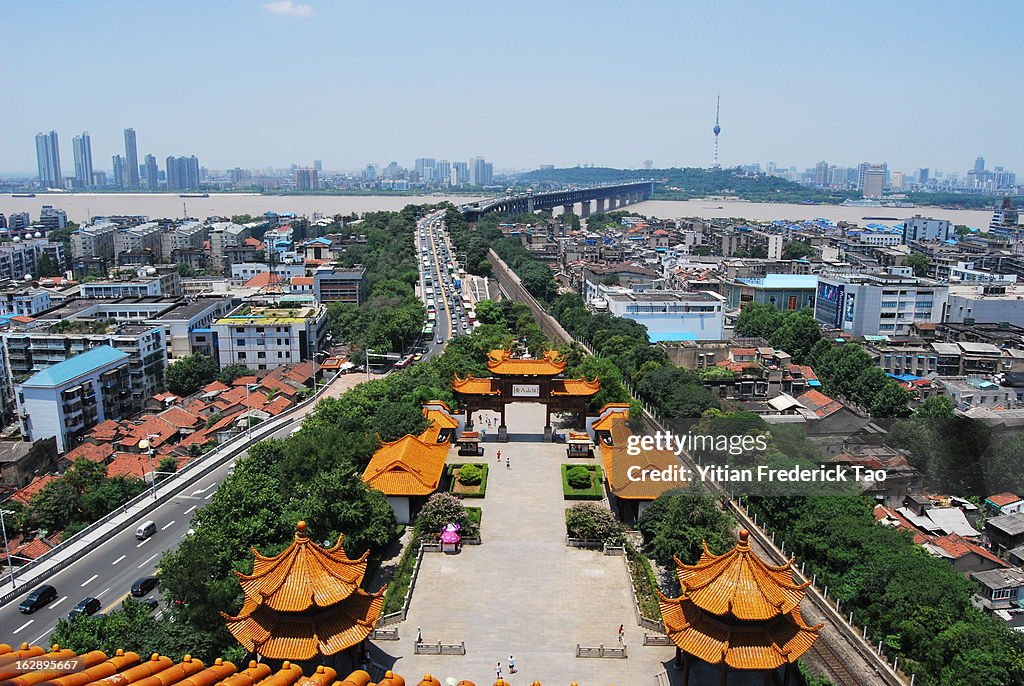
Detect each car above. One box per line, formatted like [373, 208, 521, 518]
[19, 584, 57, 614]
[131, 576, 159, 597]
[140, 597, 159, 612]
[436, 337, 444, 344]
[68, 596, 101, 620]
[413, 353, 423, 361]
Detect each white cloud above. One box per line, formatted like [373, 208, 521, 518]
[263, 0, 313, 17]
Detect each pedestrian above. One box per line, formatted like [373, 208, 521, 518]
[496, 662, 501, 679]
[618, 624, 624, 643]
[497, 449, 501, 462]
[508, 655, 516, 674]
[506, 456, 510, 470]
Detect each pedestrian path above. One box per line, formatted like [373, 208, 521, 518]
[374, 403, 674, 684]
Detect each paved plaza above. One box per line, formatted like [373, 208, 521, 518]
[371, 402, 677, 685]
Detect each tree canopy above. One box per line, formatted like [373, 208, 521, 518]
[164, 353, 220, 396]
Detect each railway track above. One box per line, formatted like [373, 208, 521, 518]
[811, 635, 866, 686]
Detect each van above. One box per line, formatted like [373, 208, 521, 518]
[135, 521, 157, 540]
[19, 584, 57, 614]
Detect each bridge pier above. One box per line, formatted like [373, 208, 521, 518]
[563, 204, 573, 217]
[596, 198, 606, 213]
[580, 200, 591, 218]
[527, 198, 535, 213]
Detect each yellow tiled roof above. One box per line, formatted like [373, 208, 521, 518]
[675, 531, 812, 620]
[452, 375, 501, 395]
[550, 378, 600, 396]
[599, 414, 681, 501]
[592, 404, 631, 432]
[486, 349, 565, 376]
[362, 434, 449, 496]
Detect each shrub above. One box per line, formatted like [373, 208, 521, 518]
[416, 492, 479, 540]
[565, 502, 623, 544]
[457, 464, 482, 486]
[566, 465, 592, 490]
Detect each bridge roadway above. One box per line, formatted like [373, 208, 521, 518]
[459, 180, 654, 221]
[0, 372, 372, 648]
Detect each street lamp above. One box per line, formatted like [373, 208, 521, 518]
[1, 509, 16, 588]
[138, 433, 161, 500]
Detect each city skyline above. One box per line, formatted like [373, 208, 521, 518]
[2, 2, 1023, 173]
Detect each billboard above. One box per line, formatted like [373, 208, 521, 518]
[816, 282, 845, 328]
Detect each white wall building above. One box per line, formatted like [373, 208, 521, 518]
[211, 304, 328, 371]
[604, 289, 725, 341]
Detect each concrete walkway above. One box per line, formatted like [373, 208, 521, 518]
[372, 403, 675, 685]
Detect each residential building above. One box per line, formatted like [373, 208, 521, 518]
[971, 567, 1024, 612]
[144, 154, 159, 190]
[166, 155, 200, 191]
[80, 269, 181, 299]
[113, 222, 163, 260]
[939, 377, 1018, 410]
[987, 493, 1024, 516]
[71, 221, 119, 262]
[0, 238, 59, 282]
[16, 345, 134, 452]
[161, 220, 207, 257]
[902, 216, 952, 243]
[721, 274, 818, 311]
[208, 221, 248, 273]
[211, 304, 328, 371]
[944, 284, 1024, 328]
[0, 286, 51, 317]
[124, 128, 140, 188]
[814, 269, 947, 336]
[38, 205, 67, 231]
[112, 155, 125, 188]
[986, 513, 1024, 554]
[35, 131, 62, 188]
[294, 167, 319, 191]
[71, 132, 93, 189]
[313, 267, 367, 305]
[468, 157, 493, 186]
[604, 290, 725, 341]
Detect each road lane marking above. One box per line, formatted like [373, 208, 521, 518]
[161, 521, 175, 530]
[81, 574, 98, 587]
[184, 506, 196, 514]
[97, 587, 110, 598]
[13, 620, 33, 634]
[112, 555, 126, 565]
[204, 492, 214, 499]
[138, 553, 158, 569]
[48, 596, 67, 610]
[190, 485, 213, 495]
[101, 590, 132, 614]
[30, 627, 53, 646]
[136, 537, 151, 548]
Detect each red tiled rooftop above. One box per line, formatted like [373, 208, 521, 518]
[9, 474, 58, 503]
[243, 273, 285, 288]
[987, 492, 1023, 507]
[64, 442, 114, 464]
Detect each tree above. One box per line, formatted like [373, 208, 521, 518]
[981, 433, 1024, 496]
[690, 245, 713, 256]
[177, 263, 196, 277]
[473, 299, 504, 325]
[156, 457, 179, 483]
[416, 492, 478, 540]
[782, 240, 816, 260]
[36, 254, 61, 277]
[564, 502, 623, 543]
[217, 364, 255, 385]
[868, 382, 911, 418]
[638, 487, 734, 566]
[914, 396, 955, 419]
[770, 310, 822, 362]
[903, 253, 931, 277]
[164, 354, 220, 396]
[735, 303, 783, 339]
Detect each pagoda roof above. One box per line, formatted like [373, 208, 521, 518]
[592, 403, 631, 432]
[224, 590, 384, 660]
[598, 412, 680, 501]
[674, 530, 811, 620]
[550, 378, 600, 396]
[230, 525, 370, 614]
[452, 375, 501, 396]
[362, 433, 449, 496]
[223, 521, 385, 660]
[659, 593, 821, 670]
[486, 349, 565, 376]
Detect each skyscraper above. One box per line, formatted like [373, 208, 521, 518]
[72, 132, 94, 189]
[112, 155, 126, 188]
[144, 154, 159, 190]
[313, 160, 323, 171]
[35, 131, 62, 188]
[452, 161, 469, 184]
[166, 155, 200, 190]
[468, 157, 492, 186]
[295, 167, 319, 191]
[124, 128, 140, 188]
[861, 165, 886, 198]
[813, 161, 829, 187]
[974, 156, 985, 173]
[434, 160, 451, 185]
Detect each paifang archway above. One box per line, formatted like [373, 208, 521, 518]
[453, 349, 599, 441]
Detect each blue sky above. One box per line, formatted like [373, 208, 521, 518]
[2, 1, 1022, 175]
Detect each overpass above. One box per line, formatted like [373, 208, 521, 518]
[459, 180, 654, 222]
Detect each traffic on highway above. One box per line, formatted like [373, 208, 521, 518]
[412, 210, 474, 364]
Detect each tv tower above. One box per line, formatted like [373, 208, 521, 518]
[712, 94, 722, 168]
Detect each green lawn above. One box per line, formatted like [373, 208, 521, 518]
[561, 464, 604, 500]
[446, 463, 488, 498]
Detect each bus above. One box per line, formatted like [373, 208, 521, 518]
[393, 354, 415, 370]
[422, 322, 436, 337]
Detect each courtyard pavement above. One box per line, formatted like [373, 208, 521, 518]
[371, 402, 677, 685]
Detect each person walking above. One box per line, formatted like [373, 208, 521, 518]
[497, 449, 501, 463]
[506, 455, 510, 470]
[495, 662, 502, 680]
[508, 655, 516, 674]
[618, 624, 625, 643]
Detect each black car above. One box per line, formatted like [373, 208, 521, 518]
[68, 596, 101, 619]
[131, 576, 159, 597]
[18, 584, 57, 614]
[140, 597, 159, 612]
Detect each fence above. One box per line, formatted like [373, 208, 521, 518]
[368, 627, 399, 641]
[414, 641, 466, 656]
[576, 643, 627, 659]
[566, 537, 604, 549]
[643, 633, 674, 646]
[0, 374, 341, 608]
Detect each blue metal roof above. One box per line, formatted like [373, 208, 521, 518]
[736, 274, 819, 289]
[22, 345, 129, 388]
[648, 332, 699, 342]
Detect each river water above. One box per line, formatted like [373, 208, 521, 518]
[0, 193, 995, 228]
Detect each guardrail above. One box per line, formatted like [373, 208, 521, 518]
[414, 641, 466, 656]
[0, 374, 342, 608]
[576, 643, 627, 659]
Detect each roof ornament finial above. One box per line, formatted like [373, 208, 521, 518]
[295, 520, 308, 540]
[738, 529, 750, 548]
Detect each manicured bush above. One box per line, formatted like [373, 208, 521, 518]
[457, 463, 483, 486]
[566, 465, 591, 489]
[565, 502, 623, 544]
[416, 492, 479, 540]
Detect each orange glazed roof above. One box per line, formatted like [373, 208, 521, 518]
[550, 378, 600, 396]
[224, 522, 385, 660]
[674, 531, 812, 621]
[659, 593, 821, 670]
[362, 434, 449, 496]
[486, 349, 565, 376]
[452, 375, 501, 396]
[598, 413, 680, 501]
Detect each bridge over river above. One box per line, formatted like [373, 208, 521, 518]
[460, 180, 654, 221]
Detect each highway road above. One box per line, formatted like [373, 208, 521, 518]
[0, 373, 370, 648]
[415, 210, 467, 362]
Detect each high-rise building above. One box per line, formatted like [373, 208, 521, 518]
[123, 128, 140, 188]
[974, 156, 986, 173]
[468, 157, 492, 186]
[71, 132, 93, 189]
[890, 171, 904, 190]
[166, 155, 200, 191]
[452, 161, 469, 184]
[362, 164, 377, 181]
[35, 131, 62, 188]
[415, 158, 436, 181]
[434, 160, 451, 185]
[861, 165, 886, 198]
[144, 154, 159, 190]
[813, 161, 829, 187]
[112, 155, 126, 188]
[918, 168, 930, 185]
[313, 160, 322, 171]
[295, 167, 319, 191]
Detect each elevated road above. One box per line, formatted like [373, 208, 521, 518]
[459, 180, 654, 221]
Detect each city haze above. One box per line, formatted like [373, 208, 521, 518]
[2, 1, 1023, 173]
